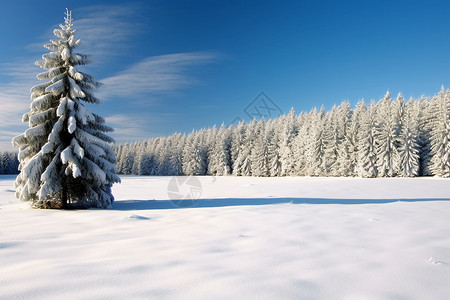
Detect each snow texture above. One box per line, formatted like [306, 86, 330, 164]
[1, 175, 449, 299]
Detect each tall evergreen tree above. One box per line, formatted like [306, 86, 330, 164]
[182, 130, 207, 175]
[357, 100, 378, 177]
[168, 133, 185, 176]
[250, 119, 269, 177]
[132, 141, 146, 175]
[322, 105, 342, 176]
[428, 86, 450, 177]
[335, 101, 356, 176]
[266, 120, 282, 176]
[305, 107, 325, 176]
[209, 125, 232, 175]
[398, 98, 420, 177]
[0, 152, 6, 174]
[119, 143, 135, 175]
[233, 120, 256, 176]
[12, 10, 120, 208]
[279, 108, 297, 176]
[375, 91, 401, 177]
[417, 96, 432, 176]
[230, 121, 245, 175]
[137, 139, 156, 175]
[293, 112, 314, 176]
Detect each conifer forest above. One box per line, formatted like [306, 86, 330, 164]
[115, 88, 450, 178]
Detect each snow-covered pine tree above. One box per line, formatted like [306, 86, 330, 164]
[335, 101, 356, 176]
[208, 124, 232, 176]
[322, 105, 342, 176]
[301, 109, 317, 176]
[114, 143, 124, 171]
[0, 152, 6, 174]
[250, 119, 269, 177]
[305, 107, 326, 176]
[182, 131, 196, 175]
[279, 108, 297, 176]
[375, 91, 401, 177]
[266, 120, 282, 176]
[205, 126, 218, 175]
[356, 100, 378, 178]
[8, 152, 20, 174]
[230, 121, 245, 175]
[132, 140, 146, 175]
[12, 10, 120, 209]
[168, 133, 185, 176]
[233, 120, 256, 176]
[397, 98, 420, 177]
[197, 129, 209, 175]
[118, 143, 135, 175]
[427, 86, 450, 177]
[138, 139, 157, 175]
[182, 130, 207, 175]
[156, 139, 171, 175]
[417, 96, 432, 176]
[292, 112, 309, 176]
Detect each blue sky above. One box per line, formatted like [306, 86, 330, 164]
[1, 0, 450, 150]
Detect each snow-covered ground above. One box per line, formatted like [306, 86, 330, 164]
[1, 175, 450, 299]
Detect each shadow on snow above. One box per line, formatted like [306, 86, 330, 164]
[112, 197, 450, 210]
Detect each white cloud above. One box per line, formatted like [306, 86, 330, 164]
[26, 4, 139, 63]
[0, 4, 221, 149]
[0, 61, 39, 134]
[105, 113, 168, 143]
[73, 5, 140, 63]
[98, 52, 219, 100]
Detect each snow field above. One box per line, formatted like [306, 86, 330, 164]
[1, 175, 450, 299]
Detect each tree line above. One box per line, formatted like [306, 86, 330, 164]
[0, 152, 20, 174]
[114, 87, 450, 178]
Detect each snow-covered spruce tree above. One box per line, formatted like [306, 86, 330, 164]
[117, 143, 135, 174]
[306, 107, 326, 176]
[266, 120, 282, 177]
[156, 139, 172, 175]
[182, 130, 207, 175]
[292, 113, 309, 176]
[209, 124, 232, 176]
[335, 101, 356, 177]
[168, 133, 185, 176]
[12, 10, 120, 209]
[322, 105, 342, 176]
[397, 98, 421, 177]
[230, 121, 245, 175]
[417, 96, 432, 176]
[427, 86, 450, 177]
[139, 140, 157, 175]
[205, 125, 219, 175]
[279, 108, 297, 176]
[356, 100, 378, 178]
[250, 119, 269, 177]
[131, 140, 146, 175]
[375, 91, 401, 177]
[233, 120, 256, 176]
[0, 153, 5, 174]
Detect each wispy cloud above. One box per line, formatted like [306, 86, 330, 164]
[98, 52, 219, 100]
[0, 4, 221, 149]
[105, 113, 170, 143]
[26, 4, 140, 63]
[73, 5, 140, 62]
[0, 61, 39, 144]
